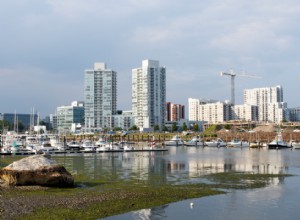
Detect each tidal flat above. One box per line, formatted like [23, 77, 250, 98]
[0, 155, 291, 220]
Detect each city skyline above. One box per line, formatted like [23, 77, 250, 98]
[1, 1, 300, 116]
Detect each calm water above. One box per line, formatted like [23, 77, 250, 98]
[54, 147, 300, 220]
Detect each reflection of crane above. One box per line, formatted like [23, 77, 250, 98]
[220, 70, 261, 105]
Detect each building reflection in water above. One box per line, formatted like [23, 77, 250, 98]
[53, 148, 291, 186]
[132, 205, 168, 220]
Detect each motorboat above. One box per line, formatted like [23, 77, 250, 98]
[97, 142, 120, 151]
[249, 141, 264, 148]
[185, 136, 204, 147]
[96, 144, 111, 152]
[290, 140, 300, 149]
[205, 138, 227, 147]
[164, 135, 184, 146]
[49, 135, 66, 150]
[268, 133, 291, 149]
[227, 139, 249, 148]
[123, 144, 135, 151]
[81, 140, 97, 151]
[67, 141, 82, 150]
[95, 137, 107, 147]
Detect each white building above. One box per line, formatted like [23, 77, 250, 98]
[244, 85, 286, 123]
[189, 98, 231, 123]
[56, 101, 85, 134]
[188, 98, 200, 121]
[233, 104, 258, 121]
[132, 60, 166, 129]
[113, 110, 133, 130]
[84, 62, 117, 132]
[188, 98, 219, 121]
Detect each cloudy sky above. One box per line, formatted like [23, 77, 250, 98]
[1, 0, 300, 117]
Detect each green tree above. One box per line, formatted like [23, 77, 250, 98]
[162, 124, 168, 132]
[113, 127, 122, 131]
[193, 123, 199, 132]
[224, 124, 231, 130]
[129, 125, 138, 131]
[0, 120, 10, 133]
[154, 124, 160, 132]
[182, 122, 188, 131]
[171, 123, 177, 132]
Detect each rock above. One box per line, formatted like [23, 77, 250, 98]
[0, 155, 74, 187]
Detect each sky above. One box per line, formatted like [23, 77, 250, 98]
[1, 0, 300, 117]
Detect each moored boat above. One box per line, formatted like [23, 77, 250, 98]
[81, 139, 97, 151]
[227, 139, 249, 148]
[291, 141, 300, 149]
[205, 138, 226, 147]
[185, 136, 204, 147]
[164, 135, 184, 146]
[67, 141, 82, 150]
[249, 141, 264, 148]
[268, 133, 291, 149]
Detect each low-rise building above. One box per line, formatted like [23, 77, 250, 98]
[56, 101, 84, 134]
[233, 104, 258, 121]
[112, 110, 133, 130]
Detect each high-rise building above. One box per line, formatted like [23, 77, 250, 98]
[132, 60, 166, 129]
[244, 85, 286, 123]
[84, 63, 117, 131]
[166, 102, 185, 122]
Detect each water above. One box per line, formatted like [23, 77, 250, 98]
[53, 147, 300, 219]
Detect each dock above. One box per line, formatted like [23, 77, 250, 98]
[0, 148, 168, 156]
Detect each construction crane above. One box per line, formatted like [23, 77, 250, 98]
[220, 69, 261, 105]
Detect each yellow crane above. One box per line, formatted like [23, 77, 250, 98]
[220, 69, 261, 105]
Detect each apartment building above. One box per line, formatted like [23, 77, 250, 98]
[188, 98, 232, 123]
[132, 60, 166, 129]
[233, 104, 258, 121]
[84, 62, 117, 131]
[244, 85, 286, 123]
[166, 102, 185, 122]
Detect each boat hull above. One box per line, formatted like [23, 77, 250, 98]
[268, 144, 291, 149]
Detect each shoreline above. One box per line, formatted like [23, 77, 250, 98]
[0, 170, 291, 219]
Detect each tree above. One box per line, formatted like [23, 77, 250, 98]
[182, 122, 188, 131]
[171, 123, 177, 132]
[224, 124, 231, 130]
[193, 123, 199, 132]
[154, 124, 160, 132]
[129, 125, 138, 131]
[0, 120, 10, 133]
[162, 124, 168, 132]
[113, 127, 122, 131]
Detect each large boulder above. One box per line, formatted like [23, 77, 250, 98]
[0, 155, 74, 187]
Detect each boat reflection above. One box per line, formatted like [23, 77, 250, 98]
[54, 147, 291, 187]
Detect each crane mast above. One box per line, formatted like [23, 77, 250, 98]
[220, 70, 260, 106]
[220, 71, 236, 105]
